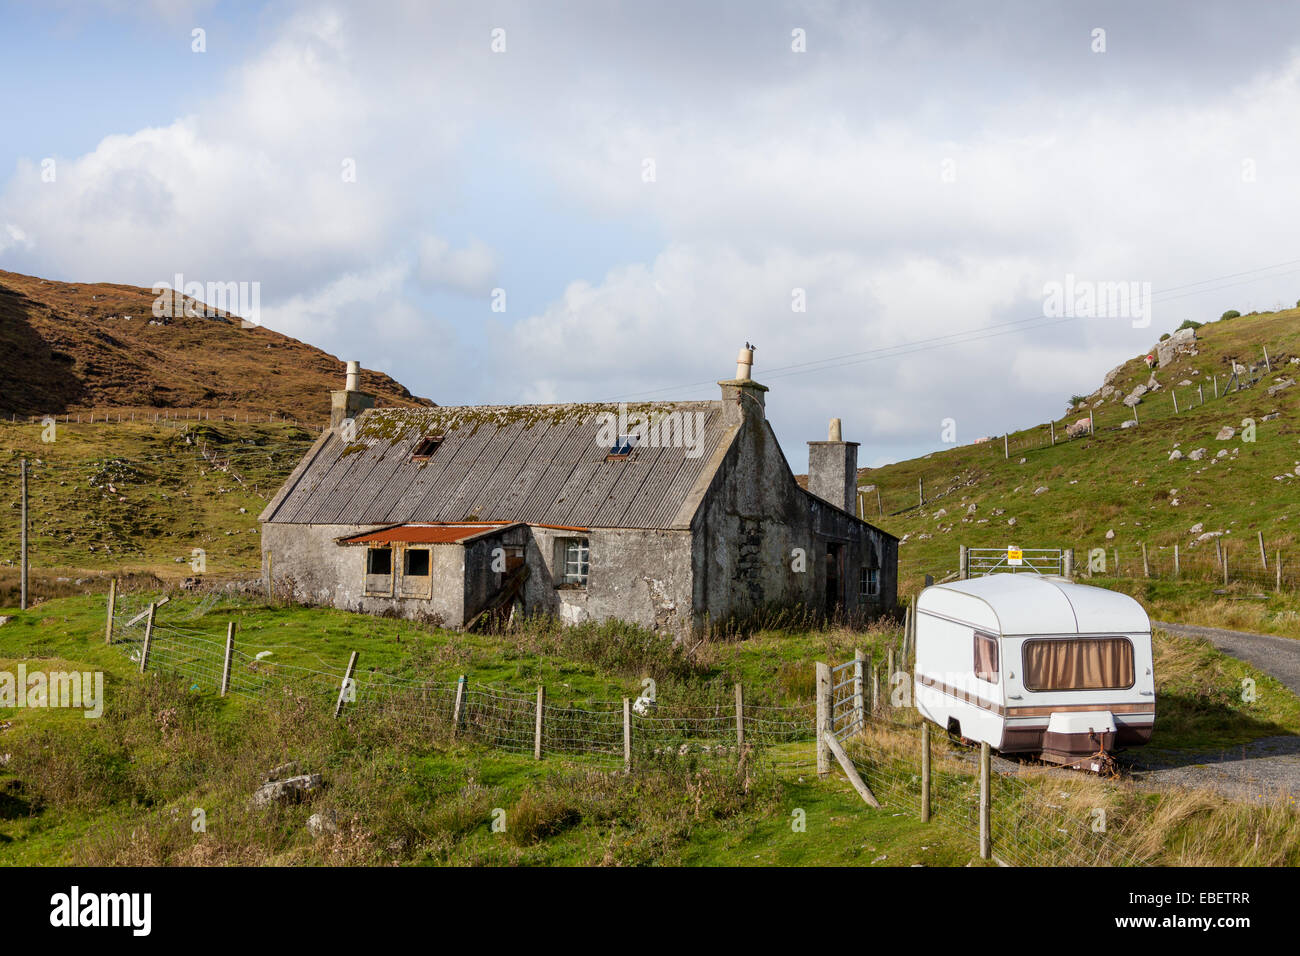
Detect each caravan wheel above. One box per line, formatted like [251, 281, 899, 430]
[946, 718, 963, 746]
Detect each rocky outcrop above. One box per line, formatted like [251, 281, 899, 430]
[1156, 327, 1197, 367]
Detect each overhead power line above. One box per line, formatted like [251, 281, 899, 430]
[611, 255, 1300, 401]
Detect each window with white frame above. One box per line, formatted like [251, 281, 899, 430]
[859, 566, 880, 598]
[557, 537, 590, 586]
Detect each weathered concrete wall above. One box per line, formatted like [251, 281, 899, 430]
[807, 440, 859, 514]
[262, 523, 473, 626]
[520, 526, 693, 633]
[691, 392, 897, 626]
[262, 521, 695, 632]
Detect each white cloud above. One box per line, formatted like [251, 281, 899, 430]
[416, 235, 497, 296]
[7, 2, 1300, 466]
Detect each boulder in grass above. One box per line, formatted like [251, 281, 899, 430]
[1215, 426, 1235, 440]
[252, 773, 323, 808]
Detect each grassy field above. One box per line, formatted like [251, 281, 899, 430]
[0, 594, 982, 866]
[0, 418, 315, 588]
[864, 308, 1300, 628]
[2, 591, 1298, 866]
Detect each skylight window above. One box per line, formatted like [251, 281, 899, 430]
[607, 435, 637, 458]
[411, 435, 443, 459]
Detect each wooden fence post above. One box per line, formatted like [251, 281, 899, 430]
[1063, 548, 1074, 580]
[1141, 542, 1149, 578]
[623, 698, 632, 771]
[1198, 384, 1203, 405]
[852, 649, 865, 732]
[1277, 552, 1283, 593]
[886, 647, 895, 708]
[1088, 408, 1095, 436]
[19, 458, 27, 611]
[1213, 374, 1219, 398]
[334, 650, 359, 718]
[959, 545, 969, 580]
[1258, 531, 1268, 570]
[1264, 345, 1272, 372]
[1050, 420, 1055, 445]
[921, 721, 931, 823]
[815, 662, 831, 777]
[104, 578, 117, 644]
[734, 682, 745, 746]
[451, 674, 466, 735]
[1003, 434, 1009, 459]
[870, 655, 879, 714]
[876, 487, 883, 516]
[1224, 548, 1230, 586]
[139, 603, 157, 673]
[979, 741, 991, 861]
[918, 478, 924, 507]
[1174, 544, 1180, 578]
[220, 622, 235, 697]
[1112, 548, 1119, 575]
[535, 685, 545, 760]
[1172, 392, 1179, 414]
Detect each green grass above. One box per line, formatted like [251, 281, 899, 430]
[0, 418, 314, 585]
[862, 307, 1300, 634]
[0, 594, 986, 865]
[3, 592, 1299, 865]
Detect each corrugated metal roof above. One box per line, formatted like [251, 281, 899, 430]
[264, 402, 732, 530]
[338, 523, 515, 545]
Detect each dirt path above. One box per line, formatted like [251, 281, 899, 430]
[1142, 621, 1300, 802]
[1154, 620, 1300, 695]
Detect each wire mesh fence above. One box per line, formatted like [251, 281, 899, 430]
[107, 599, 817, 768]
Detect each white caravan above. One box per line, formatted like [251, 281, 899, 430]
[913, 574, 1155, 769]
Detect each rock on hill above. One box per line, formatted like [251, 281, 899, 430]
[861, 306, 1300, 592]
[0, 270, 432, 420]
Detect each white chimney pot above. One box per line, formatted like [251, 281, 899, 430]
[345, 360, 361, 392]
[829, 418, 842, 442]
[735, 346, 754, 381]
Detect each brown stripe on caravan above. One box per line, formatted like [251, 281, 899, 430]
[1006, 702, 1154, 717]
[920, 675, 1155, 720]
[918, 675, 1004, 715]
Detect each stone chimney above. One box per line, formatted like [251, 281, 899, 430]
[331, 360, 376, 429]
[807, 418, 859, 514]
[718, 343, 768, 427]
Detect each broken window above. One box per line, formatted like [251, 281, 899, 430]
[859, 566, 880, 597]
[557, 537, 590, 586]
[404, 548, 430, 577]
[411, 435, 443, 459]
[365, 546, 394, 597]
[367, 547, 393, 575]
[974, 632, 999, 683]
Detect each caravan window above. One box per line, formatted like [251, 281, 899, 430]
[974, 632, 998, 682]
[1022, 638, 1135, 691]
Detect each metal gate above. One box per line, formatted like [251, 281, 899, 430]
[963, 546, 1068, 577]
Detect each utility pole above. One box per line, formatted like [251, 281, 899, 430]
[20, 458, 28, 611]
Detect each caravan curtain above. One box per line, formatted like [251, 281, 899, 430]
[1022, 638, 1134, 691]
[974, 632, 999, 682]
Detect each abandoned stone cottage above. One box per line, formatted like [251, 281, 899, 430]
[259, 349, 898, 633]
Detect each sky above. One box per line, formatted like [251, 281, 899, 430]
[4, 0, 1300, 471]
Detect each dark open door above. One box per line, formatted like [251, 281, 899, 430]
[825, 542, 844, 612]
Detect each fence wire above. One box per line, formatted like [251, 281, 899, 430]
[107, 603, 815, 767]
